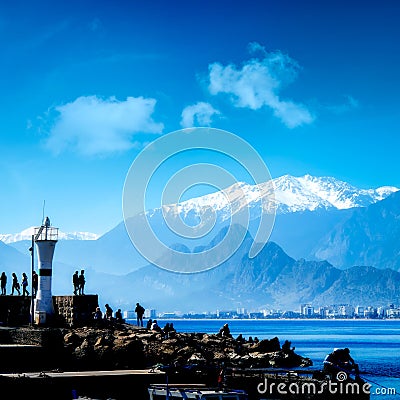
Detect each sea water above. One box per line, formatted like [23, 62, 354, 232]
[127, 318, 400, 400]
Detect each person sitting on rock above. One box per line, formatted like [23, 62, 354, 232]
[104, 304, 113, 320]
[236, 333, 245, 343]
[146, 318, 153, 330]
[151, 319, 163, 334]
[217, 323, 232, 338]
[93, 307, 103, 320]
[115, 309, 124, 323]
[282, 340, 295, 355]
[323, 348, 359, 378]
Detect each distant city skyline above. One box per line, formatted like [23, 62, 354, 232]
[1, 1, 400, 235]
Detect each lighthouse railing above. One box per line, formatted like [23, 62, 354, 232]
[34, 226, 59, 241]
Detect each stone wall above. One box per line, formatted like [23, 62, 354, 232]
[0, 295, 31, 326]
[53, 295, 98, 327]
[0, 294, 98, 327]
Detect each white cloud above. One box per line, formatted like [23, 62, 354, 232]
[44, 95, 164, 156]
[180, 102, 221, 128]
[207, 43, 314, 128]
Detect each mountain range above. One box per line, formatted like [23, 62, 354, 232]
[1, 174, 400, 311]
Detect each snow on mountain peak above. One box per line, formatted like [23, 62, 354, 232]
[0, 227, 99, 244]
[156, 174, 399, 218]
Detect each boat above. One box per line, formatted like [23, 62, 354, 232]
[148, 383, 249, 400]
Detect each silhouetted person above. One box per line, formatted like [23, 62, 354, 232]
[78, 270, 85, 295]
[11, 273, 20, 295]
[32, 270, 38, 297]
[146, 318, 153, 330]
[115, 309, 124, 323]
[104, 304, 113, 320]
[323, 348, 359, 378]
[21, 272, 29, 296]
[162, 323, 171, 339]
[0, 272, 7, 295]
[93, 306, 103, 320]
[135, 302, 145, 327]
[151, 319, 162, 333]
[217, 323, 232, 338]
[73, 271, 79, 295]
[236, 334, 245, 343]
[282, 340, 295, 355]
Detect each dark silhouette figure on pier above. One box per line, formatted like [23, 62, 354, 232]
[323, 347, 360, 379]
[104, 303, 113, 320]
[146, 318, 153, 329]
[78, 269, 85, 295]
[135, 302, 145, 327]
[1, 272, 7, 295]
[11, 273, 20, 295]
[217, 323, 232, 338]
[32, 271, 38, 297]
[151, 319, 162, 333]
[21, 272, 29, 296]
[115, 308, 124, 323]
[93, 306, 103, 320]
[282, 340, 295, 355]
[73, 271, 79, 295]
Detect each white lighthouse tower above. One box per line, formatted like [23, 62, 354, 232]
[33, 216, 58, 324]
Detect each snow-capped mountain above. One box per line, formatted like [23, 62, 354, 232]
[0, 227, 99, 244]
[272, 174, 398, 213]
[158, 174, 399, 221]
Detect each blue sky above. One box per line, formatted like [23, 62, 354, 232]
[1, 0, 399, 235]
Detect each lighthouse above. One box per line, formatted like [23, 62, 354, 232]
[33, 216, 58, 324]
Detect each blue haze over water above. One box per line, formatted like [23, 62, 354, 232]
[128, 319, 400, 400]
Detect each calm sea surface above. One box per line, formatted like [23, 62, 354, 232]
[127, 318, 400, 400]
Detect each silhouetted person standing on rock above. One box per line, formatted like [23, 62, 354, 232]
[11, 273, 20, 295]
[1, 272, 7, 295]
[104, 304, 113, 320]
[78, 270, 85, 295]
[21, 272, 29, 296]
[73, 271, 79, 295]
[32, 271, 38, 297]
[135, 302, 145, 327]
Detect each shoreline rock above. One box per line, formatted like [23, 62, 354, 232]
[0, 322, 313, 373]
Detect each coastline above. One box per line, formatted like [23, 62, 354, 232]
[127, 317, 400, 322]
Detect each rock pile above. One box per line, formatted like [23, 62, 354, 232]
[61, 322, 313, 371]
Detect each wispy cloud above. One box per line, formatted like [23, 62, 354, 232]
[44, 95, 164, 156]
[180, 102, 221, 128]
[207, 42, 314, 128]
[325, 95, 360, 114]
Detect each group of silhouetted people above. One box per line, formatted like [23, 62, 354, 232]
[93, 303, 125, 325]
[146, 318, 176, 338]
[72, 269, 86, 295]
[0, 271, 38, 297]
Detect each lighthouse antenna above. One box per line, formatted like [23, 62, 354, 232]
[42, 200, 46, 225]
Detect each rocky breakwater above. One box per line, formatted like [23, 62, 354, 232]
[62, 322, 312, 371]
[0, 322, 313, 373]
